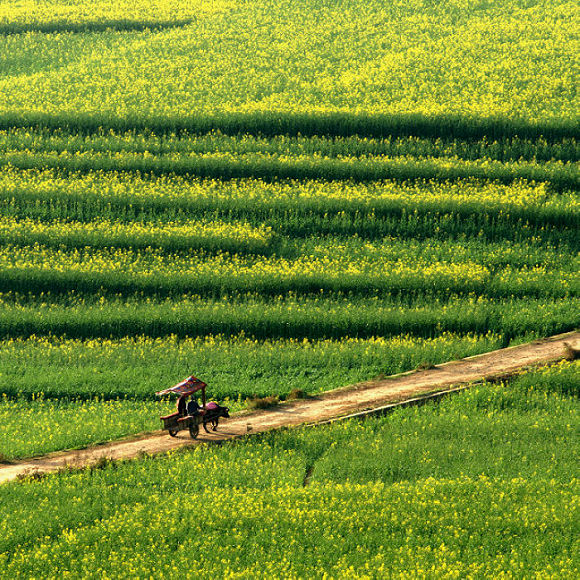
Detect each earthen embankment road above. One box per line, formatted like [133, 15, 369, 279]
[1, 331, 577, 484]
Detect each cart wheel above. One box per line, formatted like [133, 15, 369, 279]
[189, 423, 199, 439]
[168, 429, 178, 438]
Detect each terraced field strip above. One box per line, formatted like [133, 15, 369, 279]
[1, 330, 577, 484]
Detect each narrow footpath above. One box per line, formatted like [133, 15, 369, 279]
[1, 331, 577, 484]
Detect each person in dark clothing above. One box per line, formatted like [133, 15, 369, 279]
[186, 398, 201, 416]
[177, 395, 187, 417]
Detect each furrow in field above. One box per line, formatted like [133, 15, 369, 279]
[0, 295, 575, 341]
[0, 112, 577, 141]
[1, 149, 576, 190]
[1, 129, 577, 163]
[0, 19, 195, 35]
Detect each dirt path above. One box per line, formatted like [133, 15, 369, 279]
[1, 331, 577, 484]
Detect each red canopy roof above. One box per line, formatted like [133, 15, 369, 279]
[156, 375, 207, 397]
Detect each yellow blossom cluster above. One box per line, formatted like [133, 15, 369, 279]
[1, 242, 576, 298]
[1, 166, 576, 223]
[0, 216, 273, 253]
[0, 0, 576, 124]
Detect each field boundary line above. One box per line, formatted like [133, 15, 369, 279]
[1, 112, 577, 140]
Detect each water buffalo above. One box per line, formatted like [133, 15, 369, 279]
[202, 403, 230, 433]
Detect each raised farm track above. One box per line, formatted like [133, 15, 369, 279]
[1, 330, 577, 485]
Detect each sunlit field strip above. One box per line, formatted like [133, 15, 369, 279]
[0, 332, 503, 401]
[0, 217, 274, 254]
[0, 217, 570, 270]
[1, 128, 577, 163]
[0, 396, 173, 460]
[303, 237, 573, 270]
[0, 294, 575, 341]
[0, 0, 233, 34]
[1, 364, 577, 577]
[1, 244, 576, 298]
[2, 148, 577, 189]
[1, 168, 576, 230]
[0, 1, 576, 130]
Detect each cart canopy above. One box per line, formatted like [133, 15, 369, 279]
[156, 375, 207, 397]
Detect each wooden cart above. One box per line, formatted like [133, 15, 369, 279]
[156, 375, 208, 439]
[160, 411, 204, 439]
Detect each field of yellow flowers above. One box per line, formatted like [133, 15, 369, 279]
[0, 0, 577, 132]
[0, 0, 578, 575]
[1, 364, 578, 577]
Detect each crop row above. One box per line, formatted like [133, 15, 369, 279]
[0, 332, 503, 401]
[2, 129, 578, 163]
[0, 217, 274, 254]
[0, 294, 575, 341]
[6, 199, 573, 246]
[1, 219, 569, 270]
[3, 233, 574, 270]
[2, 169, 576, 235]
[1, 243, 576, 299]
[2, 148, 577, 190]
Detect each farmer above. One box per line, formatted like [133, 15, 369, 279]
[186, 398, 202, 416]
[177, 394, 188, 417]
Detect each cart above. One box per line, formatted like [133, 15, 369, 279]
[156, 375, 208, 439]
[159, 412, 204, 439]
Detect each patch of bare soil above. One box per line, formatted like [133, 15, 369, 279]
[1, 331, 577, 485]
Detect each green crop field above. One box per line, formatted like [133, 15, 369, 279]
[1, 364, 578, 577]
[0, 0, 578, 575]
